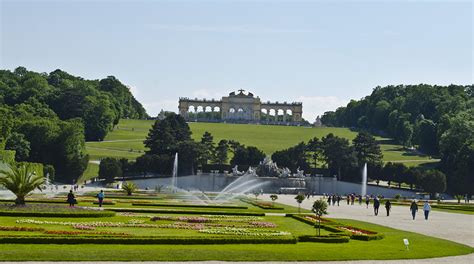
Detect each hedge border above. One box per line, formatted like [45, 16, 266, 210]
[132, 203, 248, 210]
[298, 235, 350, 243]
[0, 211, 115, 218]
[107, 208, 265, 216]
[0, 235, 297, 245]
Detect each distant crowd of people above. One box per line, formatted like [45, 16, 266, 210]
[323, 193, 432, 220]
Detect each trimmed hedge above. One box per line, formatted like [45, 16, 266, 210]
[298, 235, 349, 243]
[351, 233, 385, 241]
[107, 208, 265, 216]
[0, 210, 116, 218]
[0, 235, 297, 245]
[132, 203, 248, 210]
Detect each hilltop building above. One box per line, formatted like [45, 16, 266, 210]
[178, 90, 303, 125]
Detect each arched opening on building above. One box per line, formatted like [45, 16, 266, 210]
[261, 109, 268, 121]
[277, 109, 284, 122]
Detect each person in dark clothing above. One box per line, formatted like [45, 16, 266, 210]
[385, 200, 392, 216]
[365, 196, 370, 208]
[327, 196, 332, 206]
[336, 195, 341, 206]
[373, 197, 380, 216]
[67, 190, 75, 207]
[410, 200, 418, 220]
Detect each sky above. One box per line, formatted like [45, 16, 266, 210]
[1, 0, 472, 121]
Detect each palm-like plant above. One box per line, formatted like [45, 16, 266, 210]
[0, 163, 44, 205]
[312, 199, 328, 236]
[295, 193, 305, 213]
[122, 181, 138, 196]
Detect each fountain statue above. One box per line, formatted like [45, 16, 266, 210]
[232, 165, 243, 176]
[280, 167, 291, 178]
[256, 157, 281, 177]
[294, 167, 305, 178]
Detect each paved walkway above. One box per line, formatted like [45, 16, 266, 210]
[260, 194, 474, 247]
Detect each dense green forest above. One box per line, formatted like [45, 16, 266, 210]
[0, 67, 148, 183]
[321, 84, 473, 194]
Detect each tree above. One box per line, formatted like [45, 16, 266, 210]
[352, 131, 383, 167]
[214, 139, 229, 165]
[420, 170, 447, 198]
[295, 193, 305, 213]
[199, 131, 215, 166]
[0, 162, 44, 205]
[416, 119, 439, 155]
[231, 145, 265, 166]
[5, 132, 30, 161]
[312, 199, 328, 236]
[270, 194, 278, 206]
[321, 134, 357, 180]
[99, 158, 122, 183]
[122, 181, 138, 196]
[423, 170, 447, 193]
[144, 113, 191, 155]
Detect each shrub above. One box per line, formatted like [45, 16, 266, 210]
[298, 235, 349, 243]
[132, 203, 247, 209]
[0, 236, 297, 245]
[0, 204, 115, 218]
[108, 208, 265, 216]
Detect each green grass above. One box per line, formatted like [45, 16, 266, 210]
[0, 218, 470, 261]
[0, 193, 471, 261]
[85, 119, 439, 168]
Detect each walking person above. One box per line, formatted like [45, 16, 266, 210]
[365, 195, 370, 208]
[373, 197, 380, 216]
[385, 200, 391, 216]
[332, 195, 336, 206]
[358, 195, 362, 205]
[97, 190, 105, 207]
[336, 195, 341, 206]
[67, 190, 75, 207]
[410, 200, 418, 220]
[346, 194, 350, 205]
[423, 200, 431, 220]
[327, 195, 332, 206]
[351, 194, 355, 205]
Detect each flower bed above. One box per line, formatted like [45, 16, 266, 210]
[0, 226, 44, 232]
[16, 219, 159, 228]
[198, 227, 291, 237]
[44, 230, 131, 236]
[240, 198, 284, 210]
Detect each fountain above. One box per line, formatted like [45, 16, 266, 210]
[361, 163, 367, 196]
[170, 153, 178, 192]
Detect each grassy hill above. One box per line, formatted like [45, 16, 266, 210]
[80, 119, 439, 182]
[85, 119, 438, 165]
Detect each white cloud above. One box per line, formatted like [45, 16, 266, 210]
[296, 96, 350, 122]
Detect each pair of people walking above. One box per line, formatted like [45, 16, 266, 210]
[410, 200, 431, 220]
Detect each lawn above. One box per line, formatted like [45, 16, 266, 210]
[0, 190, 471, 261]
[0, 196, 471, 261]
[85, 119, 438, 168]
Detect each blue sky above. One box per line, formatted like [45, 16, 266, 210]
[1, 0, 472, 120]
